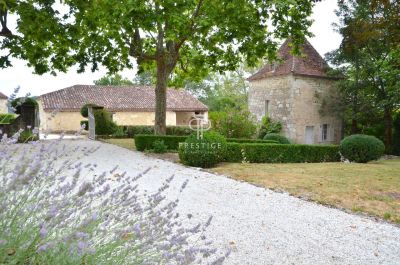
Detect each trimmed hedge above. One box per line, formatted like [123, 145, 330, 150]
[340, 134, 385, 163]
[135, 135, 279, 151]
[263, 133, 290, 144]
[178, 132, 227, 168]
[125, 126, 192, 137]
[135, 135, 187, 151]
[226, 138, 278, 144]
[224, 143, 340, 163]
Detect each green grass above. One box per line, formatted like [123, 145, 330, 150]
[212, 159, 400, 224]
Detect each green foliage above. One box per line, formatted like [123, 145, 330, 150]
[135, 135, 187, 151]
[224, 143, 340, 163]
[80, 120, 88, 130]
[80, 104, 100, 118]
[124, 126, 192, 137]
[11, 97, 38, 114]
[263, 133, 290, 144]
[178, 132, 227, 168]
[18, 130, 39, 143]
[112, 126, 126, 138]
[94, 74, 133, 86]
[327, 0, 400, 150]
[94, 109, 117, 135]
[393, 113, 400, 155]
[209, 109, 257, 138]
[226, 138, 278, 144]
[0, 113, 17, 124]
[152, 140, 168, 154]
[340, 134, 385, 163]
[258, 116, 282, 139]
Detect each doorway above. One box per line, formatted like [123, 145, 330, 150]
[305, 126, 314, 144]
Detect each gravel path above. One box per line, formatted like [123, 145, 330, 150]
[63, 140, 400, 265]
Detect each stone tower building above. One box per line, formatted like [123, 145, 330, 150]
[248, 39, 342, 144]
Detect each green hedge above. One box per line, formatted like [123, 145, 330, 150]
[124, 126, 192, 137]
[135, 135, 279, 151]
[224, 143, 340, 163]
[135, 135, 187, 151]
[226, 138, 278, 144]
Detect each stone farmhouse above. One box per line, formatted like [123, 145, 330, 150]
[248, 39, 342, 144]
[38, 85, 208, 132]
[0, 92, 7, 113]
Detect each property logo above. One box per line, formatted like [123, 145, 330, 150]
[188, 114, 211, 140]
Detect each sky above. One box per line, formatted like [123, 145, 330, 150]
[0, 1, 342, 98]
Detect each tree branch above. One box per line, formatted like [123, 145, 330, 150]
[129, 27, 156, 62]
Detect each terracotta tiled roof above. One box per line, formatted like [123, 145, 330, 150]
[0, 92, 7, 99]
[39, 85, 208, 112]
[248, 39, 332, 81]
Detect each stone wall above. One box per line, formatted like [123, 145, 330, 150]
[248, 74, 342, 144]
[0, 99, 7, 113]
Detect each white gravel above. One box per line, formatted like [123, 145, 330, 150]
[55, 140, 400, 265]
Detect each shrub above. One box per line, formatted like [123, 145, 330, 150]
[209, 109, 257, 138]
[263, 133, 290, 144]
[80, 120, 88, 130]
[258, 116, 282, 139]
[11, 97, 38, 114]
[18, 129, 39, 143]
[94, 109, 117, 135]
[152, 140, 168, 153]
[135, 135, 187, 151]
[340, 134, 385, 163]
[179, 131, 227, 168]
[0, 113, 18, 124]
[80, 103, 99, 118]
[223, 143, 340, 163]
[226, 138, 278, 144]
[112, 126, 126, 137]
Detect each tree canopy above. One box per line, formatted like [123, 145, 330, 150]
[1, 0, 316, 134]
[94, 74, 134, 86]
[326, 0, 400, 151]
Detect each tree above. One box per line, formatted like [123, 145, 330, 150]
[327, 0, 400, 151]
[94, 74, 133, 86]
[1, 0, 315, 134]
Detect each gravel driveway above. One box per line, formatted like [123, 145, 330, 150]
[61, 140, 400, 265]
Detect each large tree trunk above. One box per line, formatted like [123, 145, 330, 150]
[383, 106, 393, 153]
[154, 60, 169, 135]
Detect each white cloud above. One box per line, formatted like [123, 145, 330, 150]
[0, 1, 341, 97]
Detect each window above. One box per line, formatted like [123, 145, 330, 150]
[322, 124, 329, 141]
[265, 100, 270, 116]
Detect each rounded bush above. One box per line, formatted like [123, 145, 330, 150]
[178, 131, 227, 168]
[80, 103, 100, 118]
[94, 109, 117, 135]
[340, 134, 385, 163]
[263, 133, 290, 144]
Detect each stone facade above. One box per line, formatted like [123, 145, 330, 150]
[249, 74, 342, 144]
[38, 100, 201, 132]
[0, 99, 7, 113]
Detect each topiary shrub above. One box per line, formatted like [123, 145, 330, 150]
[135, 135, 188, 151]
[178, 132, 227, 168]
[80, 103, 100, 118]
[94, 109, 117, 135]
[258, 116, 282, 139]
[153, 140, 168, 153]
[263, 133, 290, 144]
[340, 134, 385, 163]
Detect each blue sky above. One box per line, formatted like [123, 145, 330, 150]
[0, 1, 341, 97]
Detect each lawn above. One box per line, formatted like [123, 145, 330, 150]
[101, 138, 136, 151]
[212, 159, 400, 224]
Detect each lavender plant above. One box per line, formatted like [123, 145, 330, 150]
[0, 90, 228, 264]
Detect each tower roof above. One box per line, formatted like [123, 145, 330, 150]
[248, 39, 332, 81]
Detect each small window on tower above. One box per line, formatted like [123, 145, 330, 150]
[322, 124, 328, 141]
[265, 100, 270, 116]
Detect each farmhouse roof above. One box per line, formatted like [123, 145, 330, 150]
[0, 92, 7, 99]
[248, 39, 333, 81]
[39, 85, 208, 112]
